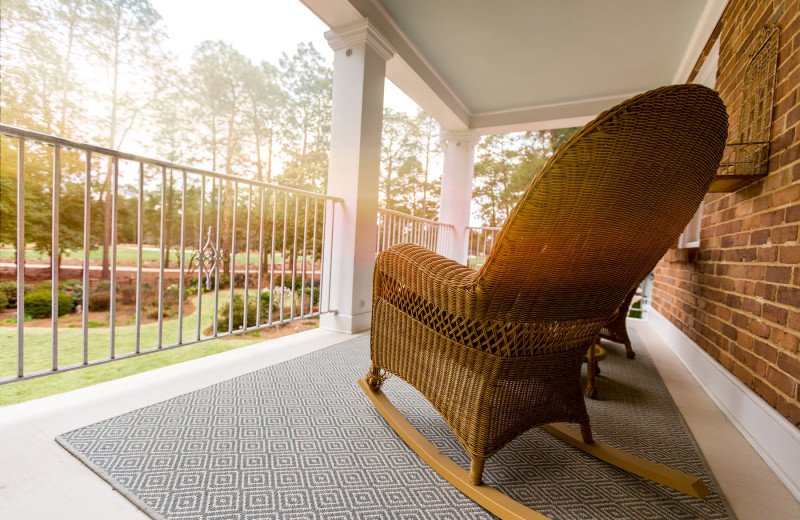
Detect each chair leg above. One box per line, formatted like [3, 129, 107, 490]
[365, 364, 385, 391]
[584, 343, 598, 399]
[579, 421, 594, 444]
[469, 457, 485, 486]
[625, 340, 636, 359]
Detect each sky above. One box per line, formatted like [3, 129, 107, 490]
[150, 0, 420, 114]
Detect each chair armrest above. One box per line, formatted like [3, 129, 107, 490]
[373, 243, 478, 316]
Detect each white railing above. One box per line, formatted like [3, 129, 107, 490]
[0, 124, 342, 384]
[376, 208, 453, 256]
[465, 225, 501, 270]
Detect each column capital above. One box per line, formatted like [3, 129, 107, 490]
[325, 19, 396, 62]
[439, 128, 481, 150]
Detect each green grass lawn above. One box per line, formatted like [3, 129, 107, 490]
[0, 247, 286, 266]
[628, 300, 643, 319]
[0, 292, 263, 406]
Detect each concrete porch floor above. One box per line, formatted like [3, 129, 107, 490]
[0, 321, 798, 519]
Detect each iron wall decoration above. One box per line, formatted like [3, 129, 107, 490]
[712, 24, 779, 192]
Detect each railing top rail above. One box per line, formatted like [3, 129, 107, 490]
[0, 124, 343, 203]
[467, 225, 502, 232]
[378, 207, 455, 228]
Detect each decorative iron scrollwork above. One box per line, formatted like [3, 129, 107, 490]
[196, 227, 224, 291]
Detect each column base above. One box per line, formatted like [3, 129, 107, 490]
[319, 311, 372, 334]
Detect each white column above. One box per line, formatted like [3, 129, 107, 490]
[320, 19, 395, 334]
[438, 129, 480, 264]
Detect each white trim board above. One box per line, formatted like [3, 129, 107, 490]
[650, 309, 800, 502]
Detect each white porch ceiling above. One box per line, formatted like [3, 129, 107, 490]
[300, 0, 728, 134]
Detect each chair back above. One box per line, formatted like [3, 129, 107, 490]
[475, 84, 728, 322]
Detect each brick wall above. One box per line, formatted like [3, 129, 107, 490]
[651, 0, 800, 428]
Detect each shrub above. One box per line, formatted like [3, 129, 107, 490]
[0, 281, 18, 307]
[118, 285, 138, 304]
[34, 281, 55, 292]
[304, 285, 320, 307]
[63, 279, 82, 305]
[88, 290, 111, 311]
[282, 277, 303, 291]
[260, 290, 271, 312]
[23, 290, 73, 318]
[95, 280, 113, 292]
[163, 286, 182, 308]
[217, 295, 260, 332]
[144, 304, 162, 320]
[0, 291, 8, 310]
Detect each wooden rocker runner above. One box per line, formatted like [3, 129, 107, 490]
[363, 84, 728, 519]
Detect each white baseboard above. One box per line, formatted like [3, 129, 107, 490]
[650, 309, 800, 502]
[319, 311, 371, 334]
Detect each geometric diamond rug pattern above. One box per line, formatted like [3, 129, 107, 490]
[57, 332, 732, 519]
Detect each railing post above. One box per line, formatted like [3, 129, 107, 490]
[321, 19, 395, 334]
[438, 129, 480, 264]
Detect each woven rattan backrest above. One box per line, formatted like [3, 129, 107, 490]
[475, 84, 728, 322]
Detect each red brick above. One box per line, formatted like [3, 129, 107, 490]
[771, 225, 799, 244]
[762, 303, 789, 325]
[720, 351, 735, 371]
[781, 246, 800, 263]
[787, 205, 800, 223]
[741, 296, 762, 316]
[789, 311, 800, 330]
[768, 366, 796, 396]
[745, 265, 765, 280]
[748, 318, 771, 338]
[773, 183, 800, 206]
[749, 353, 768, 376]
[726, 294, 743, 309]
[777, 352, 800, 379]
[734, 362, 755, 388]
[766, 266, 793, 284]
[722, 323, 738, 341]
[743, 213, 762, 229]
[754, 282, 777, 300]
[762, 208, 786, 227]
[773, 328, 800, 353]
[755, 378, 779, 407]
[750, 229, 770, 245]
[778, 400, 800, 428]
[757, 246, 779, 262]
[777, 286, 800, 307]
[754, 339, 779, 364]
[738, 328, 754, 349]
[781, 143, 800, 167]
[732, 310, 750, 329]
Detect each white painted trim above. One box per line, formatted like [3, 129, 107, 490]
[325, 18, 396, 62]
[650, 308, 800, 501]
[672, 0, 729, 83]
[301, 0, 471, 129]
[469, 91, 640, 135]
[320, 311, 371, 334]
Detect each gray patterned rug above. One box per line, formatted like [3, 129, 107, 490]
[57, 332, 732, 519]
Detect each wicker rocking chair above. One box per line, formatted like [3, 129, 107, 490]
[360, 84, 727, 518]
